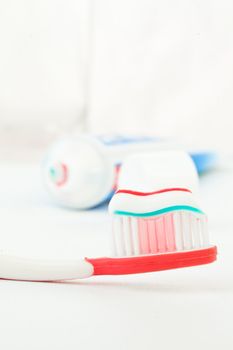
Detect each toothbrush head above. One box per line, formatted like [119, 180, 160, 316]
[109, 187, 210, 257]
[84, 187, 217, 276]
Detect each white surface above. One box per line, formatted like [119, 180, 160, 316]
[0, 162, 232, 349]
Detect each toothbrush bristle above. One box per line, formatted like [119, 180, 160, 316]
[112, 211, 209, 257]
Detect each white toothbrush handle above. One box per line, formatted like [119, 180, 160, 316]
[0, 253, 94, 281]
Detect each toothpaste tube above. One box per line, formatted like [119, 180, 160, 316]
[42, 134, 217, 209]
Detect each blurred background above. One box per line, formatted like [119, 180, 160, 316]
[0, 0, 233, 160]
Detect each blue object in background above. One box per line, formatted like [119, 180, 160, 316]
[190, 152, 218, 174]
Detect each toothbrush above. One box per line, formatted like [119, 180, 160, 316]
[0, 188, 217, 281]
[0, 196, 217, 281]
[0, 152, 217, 282]
[0, 189, 216, 280]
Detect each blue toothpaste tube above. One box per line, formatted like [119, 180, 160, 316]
[42, 134, 217, 209]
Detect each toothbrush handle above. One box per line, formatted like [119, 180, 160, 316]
[0, 253, 93, 281]
[0, 246, 217, 281]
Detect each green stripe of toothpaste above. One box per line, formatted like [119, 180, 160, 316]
[114, 205, 204, 217]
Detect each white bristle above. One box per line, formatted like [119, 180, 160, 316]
[111, 211, 210, 257]
[131, 218, 140, 255]
[181, 211, 192, 250]
[191, 215, 201, 248]
[173, 212, 183, 250]
[111, 219, 117, 256]
[201, 217, 209, 247]
[122, 217, 133, 256]
[112, 217, 125, 256]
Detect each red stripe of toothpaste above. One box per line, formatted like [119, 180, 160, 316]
[116, 188, 192, 196]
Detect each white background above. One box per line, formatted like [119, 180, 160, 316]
[0, 0, 233, 150]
